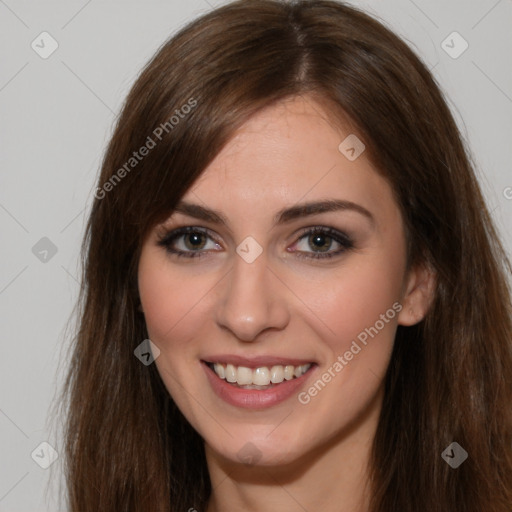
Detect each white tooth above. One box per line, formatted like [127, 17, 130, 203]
[270, 365, 284, 384]
[301, 363, 311, 374]
[225, 364, 237, 383]
[284, 365, 295, 380]
[236, 366, 253, 385]
[253, 367, 270, 386]
[213, 363, 225, 379]
[294, 365, 303, 378]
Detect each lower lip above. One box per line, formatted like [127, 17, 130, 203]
[202, 361, 316, 409]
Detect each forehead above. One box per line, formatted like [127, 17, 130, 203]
[185, 95, 398, 225]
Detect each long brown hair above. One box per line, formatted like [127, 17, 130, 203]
[56, 1, 512, 510]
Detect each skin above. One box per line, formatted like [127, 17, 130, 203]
[137, 95, 435, 511]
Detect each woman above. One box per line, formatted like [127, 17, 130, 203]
[59, 0, 512, 510]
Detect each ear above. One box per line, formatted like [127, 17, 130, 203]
[397, 263, 436, 326]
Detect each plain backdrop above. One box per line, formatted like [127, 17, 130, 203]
[0, 0, 511, 510]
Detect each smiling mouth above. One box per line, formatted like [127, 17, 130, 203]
[204, 361, 315, 390]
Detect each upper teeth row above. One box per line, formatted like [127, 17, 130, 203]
[212, 363, 311, 386]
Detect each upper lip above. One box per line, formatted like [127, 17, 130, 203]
[201, 355, 316, 368]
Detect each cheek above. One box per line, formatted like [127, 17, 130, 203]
[289, 261, 403, 434]
[137, 251, 214, 420]
[138, 262, 177, 341]
[297, 259, 403, 344]
[138, 251, 214, 346]
[287, 250, 405, 398]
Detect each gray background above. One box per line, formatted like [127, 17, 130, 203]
[0, 0, 511, 510]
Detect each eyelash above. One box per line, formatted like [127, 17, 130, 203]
[156, 226, 354, 261]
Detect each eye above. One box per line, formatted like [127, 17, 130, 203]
[290, 226, 354, 259]
[156, 225, 354, 261]
[156, 227, 222, 258]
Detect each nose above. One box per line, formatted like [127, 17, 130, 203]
[214, 249, 290, 342]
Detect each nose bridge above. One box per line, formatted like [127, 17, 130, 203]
[215, 248, 288, 341]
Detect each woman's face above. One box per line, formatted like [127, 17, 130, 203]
[138, 95, 428, 467]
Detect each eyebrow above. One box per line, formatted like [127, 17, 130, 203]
[172, 199, 375, 227]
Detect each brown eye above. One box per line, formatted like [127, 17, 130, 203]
[308, 233, 333, 252]
[183, 232, 207, 250]
[291, 227, 354, 260]
[157, 227, 222, 259]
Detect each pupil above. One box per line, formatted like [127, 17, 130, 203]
[185, 233, 205, 250]
[310, 234, 331, 252]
